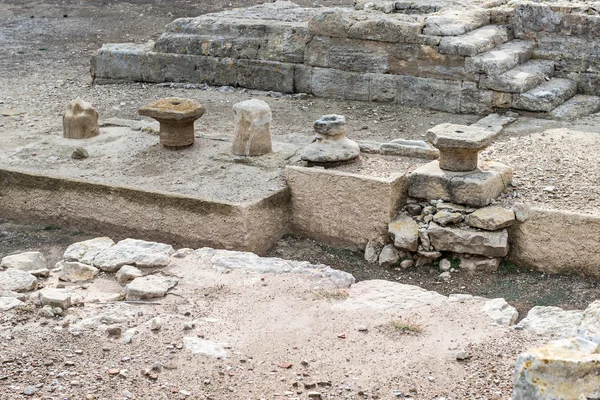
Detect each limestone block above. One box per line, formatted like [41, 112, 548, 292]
[468, 206, 515, 230]
[577, 300, 600, 344]
[459, 256, 501, 274]
[1, 251, 48, 277]
[63, 99, 100, 139]
[516, 306, 584, 339]
[396, 76, 462, 113]
[0, 269, 37, 292]
[364, 241, 383, 263]
[380, 139, 439, 160]
[91, 42, 149, 82]
[549, 94, 600, 121]
[183, 337, 227, 358]
[388, 215, 419, 252]
[482, 298, 518, 325]
[459, 82, 495, 115]
[513, 337, 600, 400]
[378, 244, 400, 266]
[0, 297, 24, 311]
[93, 239, 174, 272]
[347, 15, 424, 43]
[39, 288, 72, 310]
[236, 59, 296, 93]
[115, 265, 143, 284]
[232, 99, 272, 156]
[408, 161, 512, 207]
[58, 261, 99, 283]
[63, 237, 115, 265]
[312, 68, 371, 101]
[125, 275, 179, 300]
[428, 223, 509, 257]
[423, 9, 490, 36]
[307, 8, 353, 38]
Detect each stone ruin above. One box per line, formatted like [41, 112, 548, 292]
[92, 0, 600, 119]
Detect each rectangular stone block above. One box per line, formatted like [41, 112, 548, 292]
[236, 59, 295, 93]
[428, 223, 509, 257]
[141, 53, 238, 86]
[555, 72, 600, 96]
[286, 166, 408, 249]
[294, 64, 313, 94]
[396, 76, 462, 113]
[347, 15, 424, 43]
[311, 68, 371, 101]
[91, 43, 149, 82]
[460, 82, 494, 115]
[370, 74, 397, 103]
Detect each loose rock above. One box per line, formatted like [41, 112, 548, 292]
[0, 268, 38, 292]
[59, 261, 99, 282]
[0, 251, 48, 277]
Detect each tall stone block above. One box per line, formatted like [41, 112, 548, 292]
[63, 99, 100, 139]
[232, 99, 272, 156]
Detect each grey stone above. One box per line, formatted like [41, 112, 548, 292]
[400, 259, 414, 269]
[459, 256, 500, 273]
[405, 203, 422, 216]
[379, 141, 439, 160]
[549, 94, 600, 121]
[39, 305, 55, 318]
[0, 297, 24, 311]
[59, 261, 99, 283]
[116, 265, 143, 284]
[479, 60, 555, 93]
[364, 241, 382, 264]
[63, 237, 115, 265]
[378, 244, 400, 267]
[93, 239, 174, 272]
[422, 9, 490, 36]
[439, 25, 509, 57]
[415, 251, 442, 267]
[300, 115, 360, 163]
[512, 78, 578, 112]
[348, 14, 424, 43]
[1, 251, 48, 277]
[516, 306, 584, 339]
[396, 76, 462, 114]
[0, 269, 38, 292]
[231, 99, 272, 156]
[577, 300, 600, 344]
[91, 43, 148, 82]
[428, 223, 509, 257]
[307, 8, 352, 38]
[388, 215, 419, 252]
[149, 317, 162, 331]
[71, 147, 89, 160]
[468, 206, 515, 230]
[466, 40, 535, 76]
[418, 228, 432, 251]
[438, 271, 451, 281]
[125, 275, 179, 300]
[183, 337, 227, 358]
[39, 289, 72, 310]
[432, 210, 463, 226]
[482, 298, 518, 325]
[471, 113, 516, 135]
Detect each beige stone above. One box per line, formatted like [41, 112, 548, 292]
[468, 206, 515, 230]
[286, 166, 407, 249]
[231, 99, 272, 156]
[459, 255, 501, 273]
[428, 223, 509, 257]
[388, 215, 419, 251]
[63, 98, 100, 139]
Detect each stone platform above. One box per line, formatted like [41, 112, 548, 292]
[92, 1, 600, 117]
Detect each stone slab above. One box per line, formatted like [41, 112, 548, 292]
[549, 94, 600, 121]
[422, 9, 490, 36]
[512, 77, 577, 112]
[428, 223, 509, 257]
[466, 40, 535, 76]
[479, 59, 555, 93]
[426, 123, 497, 149]
[439, 25, 510, 57]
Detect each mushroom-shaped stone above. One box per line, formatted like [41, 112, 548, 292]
[300, 115, 360, 163]
[63, 98, 100, 139]
[426, 123, 497, 172]
[138, 97, 205, 148]
[231, 99, 272, 156]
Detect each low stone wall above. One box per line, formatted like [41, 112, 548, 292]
[0, 168, 289, 255]
[285, 166, 408, 249]
[509, 204, 600, 278]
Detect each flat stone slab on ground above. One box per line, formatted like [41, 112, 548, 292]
[0, 251, 48, 277]
[63, 237, 115, 265]
[549, 94, 600, 121]
[516, 306, 584, 339]
[93, 239, 174, 272]
[468, 206, 515, 230]
[125, 274, 179, 300]
[39, 288, 72, 309]
[0, 268, 38, 292]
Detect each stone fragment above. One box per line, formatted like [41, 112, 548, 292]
[516, 306, 584, 339]
[468, 206, 515, 230]
[388, 215, 419, 252]
[39, 305, 55, 318]
[0, 269, 38, 292]
[576, 300, 600, 344]
[71, 147, 89, 160]
[418, 228, 432, 251]
[63, 98, 100, 139]
[415, 251, 442, 267]
[1, 251, 49, 277]
[172, 248, 194, 259]
[432, 210, 463, 226]
[400, 259, 414, 269]
[482, 298, 518, 325]
[300, 115, 360, 163]
[438, 271, 451, 281]
[125, 275, 178, 300]
[231, 99, 272, 156]
[63, 237, 115, 265]
[138, 97, 205, 148]
[459, 256, 500, 273]
[364, 241, 382, 263]
[149, 317, 162, 331]
[405, 203, 422, 216]
[93, 239, 174, 272]
[378, 244, 399, 267]
[0, 297, 24, 311]
[428, 223, 508, 257]
[466, 40, 535, 76]
[348, 14, 424, 43]
[59, 261, 99, 283]
[513, 337, 600, 400]
[115, 265, 143, 284]
[472, 113, 516, 135]
[439, 25, 509, 57]
[183, 337, 227, 358]
[439, 259, 451, 271]
[380, 139, 439, 159]
[479, 60, 555, 94]
[39, 288, 72, 310]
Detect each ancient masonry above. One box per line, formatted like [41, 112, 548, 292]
[92, 0, 600, 116]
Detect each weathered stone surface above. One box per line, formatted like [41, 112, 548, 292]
[0, 269, 37, 292]
[471, 113, 516, 135]
[378, 244, 400, 267]
[63, 237, 115, 265]
[364, 241, 382, 264]
[116, 265, 143, 284]
[428, 223, 509, 257]
[513, 337, 600, 400]
[549, 94, 600, 121]
[236, 59, 296, 93]
[397, 76, 462, 113]
[479, 60, 555, 93]
[468, 206, 515, 230]
[39, 288, 72, 310]
[91, 42, 148, 82]
[432, 210, 463, 226]
[335, 280, 447, 312]
[439, 25, 509, 57]
[512, 78, 577, 112]
[380, 140, 439, 159]
[63, 98, 100, 139]
[0, 297, 24, 311]
[125, 275, 179, 300]
[311, 68, 371, 101]
[307, 8, 352, 38]
[1, 251, 48, 277]
[409, 161, 513, 207]
[516, 306, 584, 339]
[459, 256, 501, 273]
[482, 298, 518, 325]
[232, 99, 272, 156]
[348, 14, 424, 43]
[388, 215, 419, 252]
[183, 337, 227, 358]
[59, 261, 99, 283]
[93, 239, 174, 272]
[300, 115, 360, 163]
[423, 9, 490, 36]
[466, 40, 535, 76]
[577, 300, 600, 344]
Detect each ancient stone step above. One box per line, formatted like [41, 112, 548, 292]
[512, 78, 578, 112]
[479, 60, 555, 93]
[439, 25, 510, 57]
[422, 9, 490, 36]
[549, 94, 600, 121]
[466, 40, 535, 76]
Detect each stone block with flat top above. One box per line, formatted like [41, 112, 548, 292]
[138, 97, 205, 148]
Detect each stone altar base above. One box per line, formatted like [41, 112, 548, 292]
[408, 160, 512, 207]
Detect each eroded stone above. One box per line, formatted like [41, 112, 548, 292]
[63, 98, 100, 139]
[232, 99, 272, 156]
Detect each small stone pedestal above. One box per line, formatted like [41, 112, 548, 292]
[138, 97, 205, 148]
[232, 99, 272, 156]
[300, 115, 360, 164]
